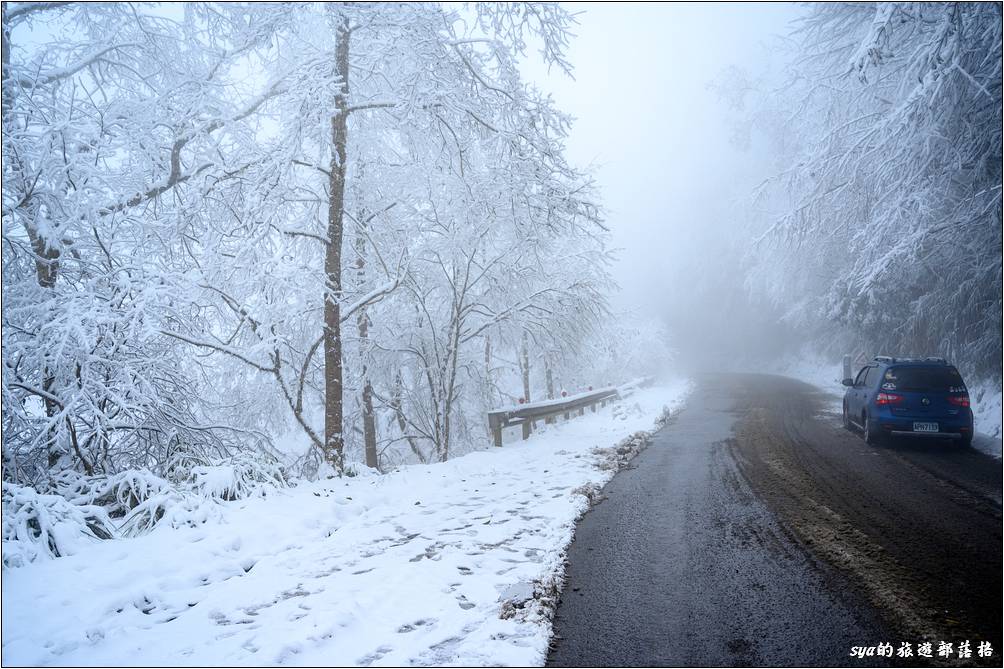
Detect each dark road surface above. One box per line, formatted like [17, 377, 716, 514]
[547, 374, 1002, 667]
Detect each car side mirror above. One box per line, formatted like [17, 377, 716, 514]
[841, 378, 854, 387]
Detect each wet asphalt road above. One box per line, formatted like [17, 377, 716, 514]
[547, 374, 1002, 667]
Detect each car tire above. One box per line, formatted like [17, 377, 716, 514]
[863, 412, 884, 446]
[960, 432, 973, 448]
[842, 402, 853, 431]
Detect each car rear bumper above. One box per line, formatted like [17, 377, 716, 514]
[874, 408, 972, 435]
[889, 430, 963, 439]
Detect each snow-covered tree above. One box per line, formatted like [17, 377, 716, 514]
[2, 3, 273, 483]
[729, 3, 1001, 379]
[2, 1, 623, 487]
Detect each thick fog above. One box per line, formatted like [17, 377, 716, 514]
[524, 3, 1001, 378]
[520, 2, 803, 372]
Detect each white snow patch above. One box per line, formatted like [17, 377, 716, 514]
[970, 381, 1002, 437]
[1, 380, 691, 667]
[969, 380, 1002, 459]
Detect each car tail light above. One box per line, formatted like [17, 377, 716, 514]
[948, 394, 970, 407]
[875, 392, 903, 405]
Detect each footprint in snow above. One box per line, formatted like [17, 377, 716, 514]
[396, 618, 434, 633]
[356, 645, 394, 665]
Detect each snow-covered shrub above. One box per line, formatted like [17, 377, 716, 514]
[42, 469, 176, 519]
[163, 444, 213, 486]
[118, 490, 222, 537]
[188, 452, 287, 501]
[110, 455, 283, 536]
[9, 454, 285, 546]
[43, 470, 95, 503]
[90, 470, 176, 519]
[2, 484, 116, 567]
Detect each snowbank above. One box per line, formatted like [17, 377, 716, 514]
[1, 380, 691, 667]
[970, 381, 1003, 439]
[969, 380, 1002, 459]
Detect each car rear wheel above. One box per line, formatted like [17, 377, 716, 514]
[863, 412, 884, 446]
[960, 432, 973, 448]
[842, 401, 852, 431]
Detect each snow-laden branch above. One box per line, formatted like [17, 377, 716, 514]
[4, 2, 73, 23]
[159, 331, 276, 374]
[12, 44, 142, 88]
[96, 78, 287, 216]
[338, 277, 403, 325]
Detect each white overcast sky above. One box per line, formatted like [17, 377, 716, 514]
[520, 2, 803, 315]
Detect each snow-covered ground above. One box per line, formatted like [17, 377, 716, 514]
[969, 380, 1003, 443]
[768, 354, 1002, 460]
[2, 380, 691, 667]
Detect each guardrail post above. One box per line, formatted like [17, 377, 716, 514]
[489, 414, 503, 448]
[521, 420, 532, 440]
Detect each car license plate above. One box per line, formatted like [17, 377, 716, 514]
[913, 422, 939, 432]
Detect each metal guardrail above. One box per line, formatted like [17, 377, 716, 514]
[487, 377, 653, 448]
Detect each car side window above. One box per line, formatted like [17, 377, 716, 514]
[854, 367, 869, 387]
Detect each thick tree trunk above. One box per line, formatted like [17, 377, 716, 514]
[323, 14, 351, 472]
[545, 360, 555, 424]
[4, 7, 63, 466]
[392, 372, 426, 463]
[355, 210, 378, 470]
[361, 379, 377, 467]
[484, 335, 493, 407]
[526, 329, 534, 397]
[439, 304, 462, 463]
[520, 332, 531, 403]
[520, 331, 535, 430]
[1, 6, 10, 122]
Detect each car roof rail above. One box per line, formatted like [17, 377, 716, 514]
[875, 355, 949, 365]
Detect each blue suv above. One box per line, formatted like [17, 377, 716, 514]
[842, 357, 973, 447]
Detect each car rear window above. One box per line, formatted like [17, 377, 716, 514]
[883, 366, 966, 392]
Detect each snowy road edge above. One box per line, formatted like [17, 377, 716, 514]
[524, 385, 692, 661]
